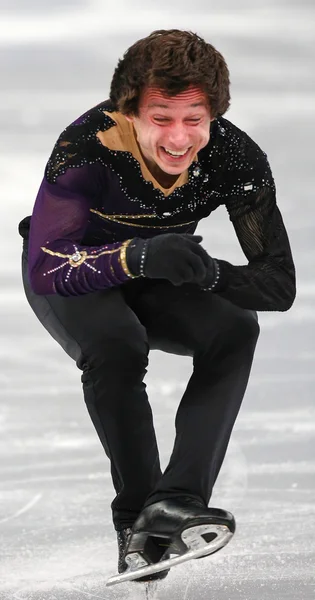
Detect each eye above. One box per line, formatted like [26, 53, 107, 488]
[153, 118, 202, 124]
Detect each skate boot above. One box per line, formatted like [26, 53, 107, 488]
[107, 497, 235, 586]
[117, 527, 170, 582]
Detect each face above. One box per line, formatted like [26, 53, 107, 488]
[125, 86, 214, 176]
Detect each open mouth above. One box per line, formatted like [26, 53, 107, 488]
[160, 147, 191, 160]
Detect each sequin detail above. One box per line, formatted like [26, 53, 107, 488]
[41, 239, 138, 282]
[45, 101, 275, 220]
[44, 101, 219, 220]
[28, 99, 295, 308]
[90, 209, 196, 229]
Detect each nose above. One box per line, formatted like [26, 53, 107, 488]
[167, 123, 190, 148]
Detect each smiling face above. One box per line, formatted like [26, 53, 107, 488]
[125, 86, 214, 176]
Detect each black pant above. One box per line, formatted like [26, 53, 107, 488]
[21, 246, 259, 531]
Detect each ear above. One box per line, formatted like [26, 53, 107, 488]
[125, 114, 135, 123]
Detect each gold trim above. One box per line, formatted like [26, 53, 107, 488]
[40, 245, 121, 260]
[119, 239, 140, 278]
[91, 209, 155, 220]
[90, 209, 195, 229]
[40, 240, 139, 279]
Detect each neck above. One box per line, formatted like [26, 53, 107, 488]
[148, 163, 179, 188]
[138, 145, 180, 188]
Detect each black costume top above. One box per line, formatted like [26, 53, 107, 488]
[18, 99, 296, 311]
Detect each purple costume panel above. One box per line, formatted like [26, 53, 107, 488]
[27, 166, 135, 296]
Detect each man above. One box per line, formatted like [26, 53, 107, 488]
[18, 29, 296, 583]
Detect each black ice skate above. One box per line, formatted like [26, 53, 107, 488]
[107, 497, 235, 586]
[116, 527, 170, 583]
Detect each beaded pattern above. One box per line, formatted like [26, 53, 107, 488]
[45, 101, 274, 213]
[44, 102, 276, 261]
[139, 239, 150, 277]
[40, 239, 137, 282]
[45, 100, 274, 226]
[200, 259, 221, 291]
[36, 99, 291, 303]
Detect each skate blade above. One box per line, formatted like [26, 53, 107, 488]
[106, 523, 233, 587]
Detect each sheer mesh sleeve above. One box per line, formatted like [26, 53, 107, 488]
[214, 137, 296, 311]
[27, 163, 138, 296]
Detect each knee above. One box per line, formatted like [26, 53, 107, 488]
[225, 306, 260, 346]
[79, 323, 149, 378]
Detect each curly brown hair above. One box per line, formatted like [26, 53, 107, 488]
[109, 29, 230, 119]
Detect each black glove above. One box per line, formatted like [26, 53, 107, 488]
[126, 233, 217, 287]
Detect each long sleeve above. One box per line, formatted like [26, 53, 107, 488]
[27, 163, 138, 296]
[211, 127, 296, 312]
[215, 186, 296, 312]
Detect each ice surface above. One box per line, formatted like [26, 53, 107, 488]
[1, 1, 314, 599]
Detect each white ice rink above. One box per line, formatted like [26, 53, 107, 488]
[1, 1, 314, 599]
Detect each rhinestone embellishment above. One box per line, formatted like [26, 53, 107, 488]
[71, 251, 82, 262]
[69, 250, 88, 267]
[192, 167, 201, 177]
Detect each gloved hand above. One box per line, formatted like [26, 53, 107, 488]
[126, 233, 217, 287]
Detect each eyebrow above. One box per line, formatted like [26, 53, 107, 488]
[147, 102, 206, 109]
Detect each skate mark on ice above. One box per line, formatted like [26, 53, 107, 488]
[181, 562, 194, 600]
[144, 581, 158, 600]
[12, 587, 33, 600]
[70, 581, 157, 600]
[67, 588, 104, 599]
[0, 493, 42, 524]
[67, 586, 119, 600]
[1, 471, 111, 485]
[183, 579, 191, 600]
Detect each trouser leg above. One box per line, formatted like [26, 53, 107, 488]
[136, 287, 260, 508]
[21, 249, 162, 530]
[22, 242, 259, 525]
[80, 346, 162, 529]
